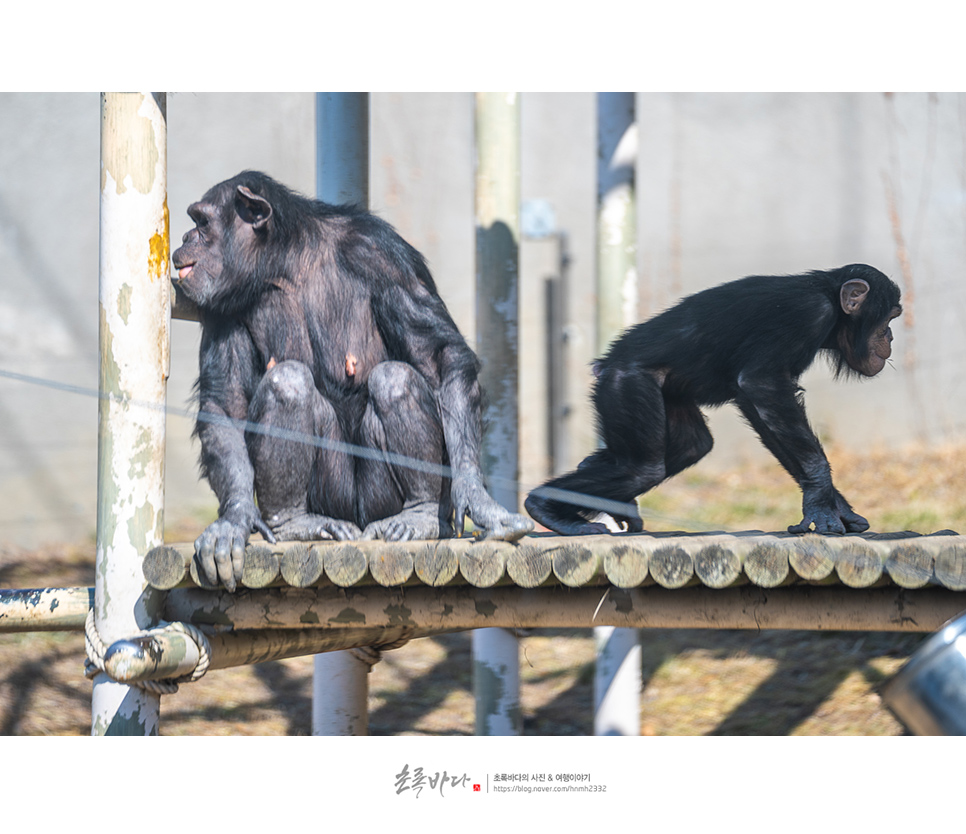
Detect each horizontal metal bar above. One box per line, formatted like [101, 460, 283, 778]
[0, 587, 93, 632]
[165, 583, 966, 634]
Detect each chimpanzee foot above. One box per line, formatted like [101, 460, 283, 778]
[473, 513, 534, 542]
[361, 502, 449, 541]
[609, 509, 645, 532]
[524, 493, 610, 536]
[266, 509, 362, 541]
[788, 505, 869, 535]
[450, 475, 534, 542]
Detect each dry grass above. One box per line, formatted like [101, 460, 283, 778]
[1, 442, 963, 736]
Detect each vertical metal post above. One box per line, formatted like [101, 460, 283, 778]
[93, 92, 169, 736]
[547, 233, 571, 477]
[594, 92, 642, 736]
[473, 92, 522, 735]
[597, 91, 639, 348]
[316, 92, 370, 205]
[313, 92, 373, 737]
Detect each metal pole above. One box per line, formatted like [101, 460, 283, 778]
[473, 92, 522, 735]
[597, 91, 638, 350]
[93, 92, 169, 735]
[595, 91, 642, 736]
[313, 92, 373, 737]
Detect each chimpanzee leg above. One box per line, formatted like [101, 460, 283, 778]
[664, 398, 713, 478]
[525, 366, 667, 535]
[355, 361, 451, 540]
[246, 360, 361, 540]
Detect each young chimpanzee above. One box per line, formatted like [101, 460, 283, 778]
[172, 171, 532, 590]
[525, 264, 902, 537]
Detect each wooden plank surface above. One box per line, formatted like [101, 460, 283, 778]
[144, 530, 966, 592]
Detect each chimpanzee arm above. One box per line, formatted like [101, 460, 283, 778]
[369, 277, 533, 541]
[194, 325, 275, 590]
[435, 344, 533, 540]
[734, 373, 868, 535]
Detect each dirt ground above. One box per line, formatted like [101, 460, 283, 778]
[2, 442, 964, 736]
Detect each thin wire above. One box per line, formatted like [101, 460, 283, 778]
[0, 366, 716, 530]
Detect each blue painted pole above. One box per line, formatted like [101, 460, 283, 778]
[312, 92, 373, 736]
[594, 92, 642, 736]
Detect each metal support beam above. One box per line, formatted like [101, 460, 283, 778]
[313, 92, 372, 736]
[596, 91, 638, 349]
[0, 587, 93, 632]
[165, 584, 966, 635]
[93, 92, 169, 736]
[595, 91, 642, 736]
[473, 92, 523, 735]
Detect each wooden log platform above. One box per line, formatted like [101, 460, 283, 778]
[144, 529, 966, 593]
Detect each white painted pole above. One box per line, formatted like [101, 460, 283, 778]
[313, 92, 373, 736]
[595, 92, 642, 736]
[313, 648, 375, 736]
[594, 625, 641, 735]
[93, 92, 169, 735]
[473, 92, 522, 735]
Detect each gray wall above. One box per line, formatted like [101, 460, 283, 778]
[1, 92, 962, 547]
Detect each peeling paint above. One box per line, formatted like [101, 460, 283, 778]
[329, 607, 366, 625]
[126, 499, 156, 556]
[127, 427, 154, 480]
[474, 656, 521, 735]
[117, 283, 132, 324]
[148, 226, 168, 284]
[100, 93, 161, 196]
[611, 589, 634, 614]
[384, 603, 414, 625]
[103, 700, 158, 736]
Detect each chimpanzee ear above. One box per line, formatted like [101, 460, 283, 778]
[840, 278, 870, 315]
[235, 185, 273, 231]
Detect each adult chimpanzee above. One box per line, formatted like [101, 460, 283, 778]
[172, 171, 532, 590]
[525, 264, 902, 537]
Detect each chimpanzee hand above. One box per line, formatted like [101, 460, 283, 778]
[194, 502, 276, 592]
[789, 489, 869, 535]
[452, 473, 534, 542]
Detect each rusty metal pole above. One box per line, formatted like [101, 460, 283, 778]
[93, 92, 169, 735]
[312, 92, 373, 737]
[473, 92, 522, 735]
[595, 92, 642, 736]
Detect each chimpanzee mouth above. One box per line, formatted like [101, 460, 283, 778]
[175, 264, 194, 282]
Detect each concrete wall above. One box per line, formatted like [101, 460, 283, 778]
[0, 92, 963, 547]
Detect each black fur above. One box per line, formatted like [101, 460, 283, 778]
[173, 171, 532, 590]
[525, 264, 902, 537]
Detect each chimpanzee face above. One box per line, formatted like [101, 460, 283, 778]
[171, 198, 226, 307]
[171, 183, 274, 314]
[839, 305, 901, 377]
[862, 307, 901, 376]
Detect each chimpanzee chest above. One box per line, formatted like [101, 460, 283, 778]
[245, 288, 388, 390]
